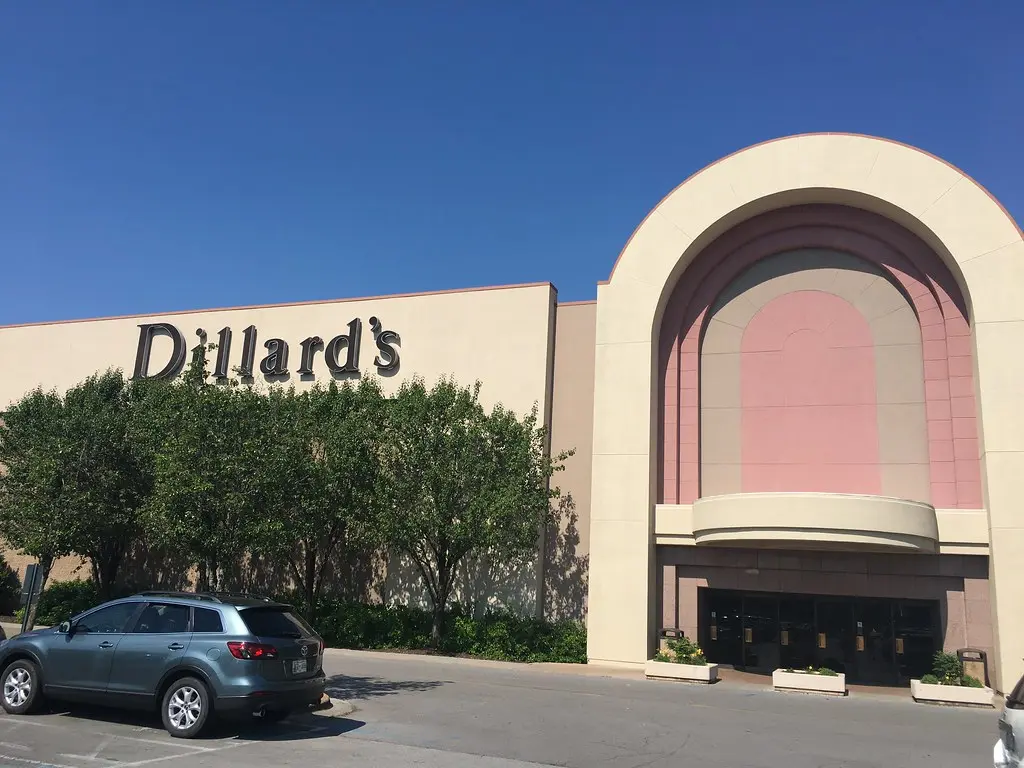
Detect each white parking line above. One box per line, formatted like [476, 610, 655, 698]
[104, 734, 213, 751]
[114, 742, 249, 767]
[0, 740, 30, 750]
[0, 753, 80, 768]
[0, 716, 55, 728]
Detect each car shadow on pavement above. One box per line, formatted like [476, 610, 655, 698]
[228, 716, 366, 741]
[44, 702, 366, 741]
[325, 673, 447, 701]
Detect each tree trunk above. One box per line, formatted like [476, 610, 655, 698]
[24, 553, 54, 631]
[197, 561, 209, 593]
[430, 601, 445, 648]
[430, 570, 453, 648]
[93, 543, 125, 600]
[303, 546, 317, 622]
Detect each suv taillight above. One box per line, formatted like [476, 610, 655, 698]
[227, 641, 278, 660]
[319, 639, 324, 655]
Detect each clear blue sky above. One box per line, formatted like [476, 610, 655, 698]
[1, 2, 1021, 325]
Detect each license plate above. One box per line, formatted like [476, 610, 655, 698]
[291, 659, 307, 674]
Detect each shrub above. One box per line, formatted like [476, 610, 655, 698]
[962, 674, 984, 688]
[921, 673, 939, 685]
[33, 580, 100, 626]
[815, 667, 839, 677]
[0, 561, 22, 616]
[312, 599, 587, 664]
[931, 651, 965, 686]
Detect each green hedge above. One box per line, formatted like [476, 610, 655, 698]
[26, 581, 587, 664]
[314, 599, 587, 663]
[32, 580, 102, 625]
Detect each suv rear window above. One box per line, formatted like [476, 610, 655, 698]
[239, 607, 314, 638]
[193, 607, 224, 633]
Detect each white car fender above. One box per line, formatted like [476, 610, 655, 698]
[996, 738, 1018, 767]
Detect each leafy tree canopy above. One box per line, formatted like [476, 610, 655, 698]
[377, 377, 571, 644]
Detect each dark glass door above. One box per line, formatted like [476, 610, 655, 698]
[815, 600, 854, 675]
[742, 596, 779, 672]
[779, 597, 815, 671]
[853, 600, 896, 685]
[894, 602, 938, 683]
[698, 589, 938, 686]
[703, 591, 742, 667]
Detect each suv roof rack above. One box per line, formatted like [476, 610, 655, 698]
[208, 591, 274, 603]
[134, 590, 224, 603]
[133, 590, 275, 604]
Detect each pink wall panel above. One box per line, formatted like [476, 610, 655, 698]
[657, 204, 982, 508]
[740, 291, 881, 495]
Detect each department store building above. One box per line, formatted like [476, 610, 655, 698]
[2, 134, 1022, 692]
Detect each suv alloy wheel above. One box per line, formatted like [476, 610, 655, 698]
[1, 660, 42, 715]
[161, 677, 211, 738]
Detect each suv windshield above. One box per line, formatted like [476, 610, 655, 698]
[239, 607, 314, 639]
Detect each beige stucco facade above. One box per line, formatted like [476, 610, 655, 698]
[1, 132, 1022, 692]
[0, 282, 557, 416]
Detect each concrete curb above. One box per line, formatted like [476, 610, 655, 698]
[322, 647, 641, 679]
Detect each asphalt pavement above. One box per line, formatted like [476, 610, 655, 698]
[0, 648, 1001, 767]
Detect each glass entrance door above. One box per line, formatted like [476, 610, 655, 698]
[815, 600, 854, 675]
[742, 596, 779, 672]
[894, 602, 938, 683]
[779, 597, 815, 671]
[703, 591, 742, 667]
[853, 600, 896, 685]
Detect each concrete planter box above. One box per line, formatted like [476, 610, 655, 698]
[910, 679, 995, 707]
[645, 660, 719, 684]
[772, 669, 847, 696]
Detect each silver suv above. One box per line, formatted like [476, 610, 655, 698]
[0, 591, 326, 738]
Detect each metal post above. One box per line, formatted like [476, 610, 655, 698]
[19, 564, 41, 635]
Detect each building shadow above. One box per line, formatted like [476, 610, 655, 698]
[544, 493, 589, 621]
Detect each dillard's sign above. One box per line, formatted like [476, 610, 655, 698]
[132, 316, 401, 381]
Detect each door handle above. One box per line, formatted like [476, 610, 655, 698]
[98, 641, 115, 649]
[167, 643, 185, 651]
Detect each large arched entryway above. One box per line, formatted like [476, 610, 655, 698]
[587, 133, 1024, 692]
[654, 205, 985, 685]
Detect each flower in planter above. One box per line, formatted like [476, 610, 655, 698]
[663, 636, 708, 666]
[923, 651, 982, 688]
[787, 666, 838, 676]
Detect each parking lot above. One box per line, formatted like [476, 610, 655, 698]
[0, 648, 1001, 768]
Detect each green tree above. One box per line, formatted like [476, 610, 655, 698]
[0, 387, 75, 626]
[59, 371, 153, 598]
[252, 380, 387, 620]
[140, 345, 266, 592]
[378, 377, 571, 646]
[0, 370, 151, 623]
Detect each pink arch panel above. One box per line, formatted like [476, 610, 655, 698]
[658, 204, 981, 509]
[741, 290, 881, 494]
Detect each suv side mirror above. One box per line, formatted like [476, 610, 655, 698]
[58, 621, 72, 635]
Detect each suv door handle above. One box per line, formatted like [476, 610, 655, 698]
[98, 641, 115, 649]
[167, 643, 185, 650]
